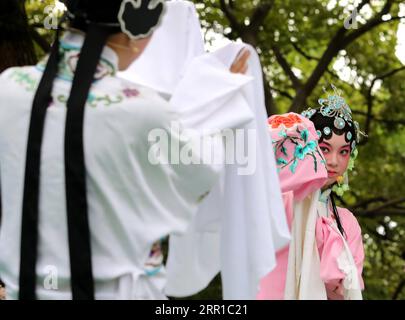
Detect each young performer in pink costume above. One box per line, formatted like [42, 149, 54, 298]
[258, 86, 365, 300]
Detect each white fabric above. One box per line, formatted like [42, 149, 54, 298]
[337, 241, 362, 300]
[118, 0, 205, 97]
[165, 43, 290, 300]
[284, 191, 327, 300]
[284, 190, 362, 300]
[0, 32, 253, 300]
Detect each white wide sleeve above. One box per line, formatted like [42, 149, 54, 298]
[165, 44, 289, 299]
[169, 53, 255, 133]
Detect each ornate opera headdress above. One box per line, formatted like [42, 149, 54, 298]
[301, 84, 366, 151]
[301, 85, 366, 196]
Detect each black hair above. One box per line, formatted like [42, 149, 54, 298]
[309, 109, 355, 238]
[330, 192, 346, 238]
[63, 0, 164, 38]
[309, 109, 357, 147]
[63, 0, 122, 32]
[0, 0, 37, 71]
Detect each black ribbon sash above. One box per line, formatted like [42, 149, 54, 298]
[19, 24, 110, 300]
[19, 31, 62, 300]
[64, 25, 109, 300]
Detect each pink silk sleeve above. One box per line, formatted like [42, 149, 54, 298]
[258, 113, 329, 300]
[315, 209, 365, 299]
[268, 113, 328, 202]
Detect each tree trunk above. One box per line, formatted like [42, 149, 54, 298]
[239, 30, 277, 115]
[288, 35, 344, 112]
[264, 84, 277, 115]
[0, 0, 37, 73]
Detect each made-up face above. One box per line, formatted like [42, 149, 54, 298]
[319, 133, 351, 187]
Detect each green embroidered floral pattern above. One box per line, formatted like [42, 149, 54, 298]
[57, 93, 124, 107]
[13, 39, 140, 108]
[274, 127, 325, 174]
[56, 87, 140, 108]
[8, 69, 38, 92]
[36, 40, 116, 82]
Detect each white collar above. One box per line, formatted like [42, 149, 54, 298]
[319, 188, 332, 204]
[37, 31, 120, 82]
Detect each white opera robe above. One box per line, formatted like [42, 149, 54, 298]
[0, 32, 254, 299]
[164, 44, 290, 299]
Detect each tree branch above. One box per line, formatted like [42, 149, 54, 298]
[341, 0, 397, 47]
[288, 26, 347, 112]
[352, 198, 405, 217]
[356, 0, 372, 12]
[272, 45, 301, 90]
[218, 1, 277, 113]
[288, 0, 399, 112]
[364, 66, 405, 135]
[392, 279, 405, 300]
[291, 42, 320, 61]
[377, 66, 405, 80]
[351, 197, 387, 210]
[352, 110, 405, 126]
[248, 0, 275, 34]
[262, 70, 278, 115]
[219, 0, 242, 34]
[325, 68, 342, 81]
[272, 86, 294, 100]
[219, 1, 275, 46]
[355, 208, 405, 217]
[29, 25, 51, 53]
[291, 42, 343, 82]
[363, 225, 394, 242]
[367, 198, 405, 213]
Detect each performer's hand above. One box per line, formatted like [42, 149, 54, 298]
[230, 48, 250, 74]
[0, 285, 5, 300]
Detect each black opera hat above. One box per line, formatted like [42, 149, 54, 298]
[62, 0, 165, 39]
[119, 0, 165, 40]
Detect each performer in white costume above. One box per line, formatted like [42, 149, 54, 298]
[0, 0, 253, 300]
[119, 0, 290, 299]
